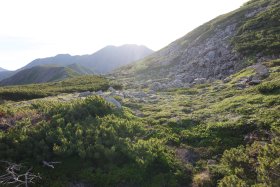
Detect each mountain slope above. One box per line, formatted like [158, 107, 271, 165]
[118, 0, 280, 87]
[77, 44, 154, 73]
[0, 67, 7, 72]
[0, 44, 152, 85]
[66, 63, 94, 74]
[22, 44, 153, 74]
[0, 66, 79, 86]
[0, 71, 15, 81]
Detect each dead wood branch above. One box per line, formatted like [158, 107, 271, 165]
[0, 161, 41, 187]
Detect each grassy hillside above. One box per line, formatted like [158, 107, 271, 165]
[0, 66, 80, 86]
[67, 63, 94, 75]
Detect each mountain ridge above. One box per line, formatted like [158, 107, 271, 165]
[0, 44, 153, 85]
[22, 44, 153, 74]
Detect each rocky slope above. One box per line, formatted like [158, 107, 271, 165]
[117, 0, 280, 89]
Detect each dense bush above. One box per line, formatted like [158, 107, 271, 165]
[212, 127, 280, 186]
[257, 79, 280, 94]
[0, 96, 189, 186]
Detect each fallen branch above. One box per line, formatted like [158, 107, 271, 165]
[0, 161, 41, 187]
[42, 161, 61, 169]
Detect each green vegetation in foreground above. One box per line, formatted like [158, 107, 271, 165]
[0, 59, 279, 186]
[122, 59, 280, 186]
[0, 75, 114, 101]
[0, 96, 189, 186]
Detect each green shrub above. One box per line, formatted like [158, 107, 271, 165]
[232, 1, 280, 55]
[257, 79, 280, 94]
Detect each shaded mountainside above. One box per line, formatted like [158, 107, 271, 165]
[0, 66, 79, 86]
[0, 71, 14, 81]
[23, 44, 153, 74]
[0, 68, 15, 82]
[117, 0, 280, 88]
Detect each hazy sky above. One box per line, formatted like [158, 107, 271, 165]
[0, 0, 249, 70]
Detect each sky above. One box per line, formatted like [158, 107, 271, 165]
[0, 0, 249, 70]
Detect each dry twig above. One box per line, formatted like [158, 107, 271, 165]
[0, 161, 41, 187]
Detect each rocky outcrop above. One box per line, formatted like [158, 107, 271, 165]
[234, 63, 270, 89]
[117, 1, 279, 90]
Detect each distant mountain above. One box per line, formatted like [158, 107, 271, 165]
[0, 71, 15, 81]
[22, 44, 154, 74]
[66, 63, 94, 75]
[0, 67, 7, 72]
[0, 44, 153, 86]
[0, 66, 79, 86]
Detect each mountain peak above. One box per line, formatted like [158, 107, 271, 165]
[54, 54, 72, 58]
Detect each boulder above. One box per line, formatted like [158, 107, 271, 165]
[235, 83, 246, 89]
[104, 97, 122, 108]
[182, 75, 195, 83]
[108, 86, 116, 92]
[165, 79, 184, 88]
[249, 80, 261, 85]
[96, 90, 103, 95]
[223, 77, 231, 83]
[78, 91, 92, 97]
[248, 78, 261, 85]
[193, 78, 207, 84]
[254, 64, 269, 79]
